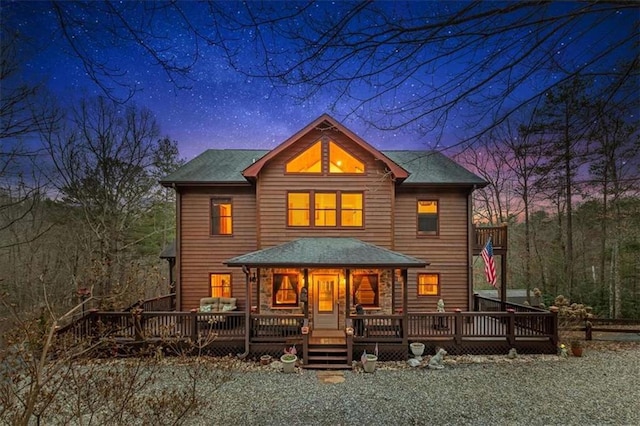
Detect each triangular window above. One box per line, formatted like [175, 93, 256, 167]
[329, 141, 365, 174]
[286, 141, 322, 173]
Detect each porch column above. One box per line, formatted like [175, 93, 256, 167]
[500, 254, 507, 309]
[402, 269, 408, 350]
[345, 268, 351, 317]
[303, 268, 309, 317]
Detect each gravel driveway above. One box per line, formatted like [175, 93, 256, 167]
[191, 349, 639, 426]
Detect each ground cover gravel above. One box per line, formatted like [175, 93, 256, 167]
[168, 348, 639, 426]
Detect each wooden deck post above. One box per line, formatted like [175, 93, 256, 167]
[585, 319, 592, 341]
[402, 269, 409, 351]
[190, 309, 198, 342]
[507, 309, 516, 347]
[454, 309, 462, 345]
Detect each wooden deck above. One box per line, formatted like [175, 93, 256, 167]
[57, 296, 558, 361]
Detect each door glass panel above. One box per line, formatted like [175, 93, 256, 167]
[318, 279, 334, 313]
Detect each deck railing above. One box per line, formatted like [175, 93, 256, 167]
[123, 293, 176, 312]
[473, 225, 508, 251]
[474, 294, 547, 313]
[353, 310, 557, 347]
[58, 309, 557, 354]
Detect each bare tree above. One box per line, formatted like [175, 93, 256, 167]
[42, 97, 162, 298]
[4, 2, 636, 139]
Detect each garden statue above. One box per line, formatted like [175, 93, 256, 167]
[437, 299, 445, 312]
[507, 348, 518, 359]
[427, 348, 447, 370]
[559, 344, 568, 359]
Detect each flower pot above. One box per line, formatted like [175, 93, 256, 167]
[410, 342, 425, 360]
[280, 354, 297, 373]
[363, 354, 377, 373]
[571, 344, 583, 357]
[260, 354, 272, 365]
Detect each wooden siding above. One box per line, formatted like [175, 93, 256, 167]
[179, 186, 257, 311]
[256, 128, 395, 249]
[394, 187, 471, 311]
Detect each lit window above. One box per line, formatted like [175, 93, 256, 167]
[353, 274, 379, 307]
[286, 141, 322, 173]
[315, 192, 336, 226]
[418, 273, 439, 296]
[288, 193, 310, 226]
[211, 198, 232, 235]
[329, 141, 365, 173]
[210, 274, 231, 297]
[417, 200, 438, 235]
[341, 193, 363, 227]
[273, 273, 300, 307]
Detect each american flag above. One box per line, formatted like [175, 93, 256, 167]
[481, 238, 497, 287]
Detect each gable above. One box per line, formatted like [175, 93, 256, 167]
[242, 114, 408, 181]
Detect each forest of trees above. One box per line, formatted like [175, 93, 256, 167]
[1, 2, 638, 326]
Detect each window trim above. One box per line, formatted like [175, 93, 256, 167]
[286, 190, 364, 229]
[210, 273, 232, 298]
[210, 197, 233, 236]
[352, 273, 380, 308]
[417, 273, 440, 297]
[417, 199, 439, 236]
[272, 273, 300, 307]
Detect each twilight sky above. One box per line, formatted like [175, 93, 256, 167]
[3, 1, 638, 160]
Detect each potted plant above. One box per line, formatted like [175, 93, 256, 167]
[260, 354, 272, 365]
[361, 350, 378, 373]
[281, 345, 297, 373]
[570, 340, 583, 357]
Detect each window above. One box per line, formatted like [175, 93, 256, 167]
[288, 193, 310, 226]
[418, 273, 439, 296]
[329, 141, 365, 173]
[353, 274, 379, 307]
[288, 191, 363, 228]
[315, 192, 336, 226]
[341, 193, 363, 227]
[210, 274, 231, 297]
[286, 139, 365, 174]
[417, 200, 438, 235]
[286, 141, 322, 173]
[211, 198, 232, 235]
[272, 273, 300, 307]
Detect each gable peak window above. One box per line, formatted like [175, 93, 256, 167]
[286, 141, 322, 173]
[211, 198, 232, 235]
[329, 141, 365, 174]
[286, 139, 365, 174]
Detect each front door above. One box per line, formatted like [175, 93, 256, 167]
[313, 274, 338, 329]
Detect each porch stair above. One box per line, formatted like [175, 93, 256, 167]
[303, 343, 351, 370]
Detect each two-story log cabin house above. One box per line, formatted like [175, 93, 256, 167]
[155, 114, 556, 364]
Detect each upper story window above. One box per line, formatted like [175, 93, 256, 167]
[353, 274, 379, 307]
[288, 193, 310, 226]
[211, 198, 232, 235]
[272, 273, 300, 307]
[288, 191, 363, 228]
[417, 273, 439, 296]
[417, 200, 438, 235]
[286, 141, 322, 173]
[329, 141, 364, 173]
[286, 139, 365, 174]
[210, 273, 232, 297]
